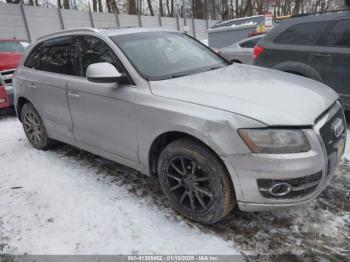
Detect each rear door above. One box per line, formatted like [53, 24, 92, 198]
[308, 18, 350, 107]
[67, 35, 139, 167]
[256, 21, 328, 72]
[23, 37, 74, 142]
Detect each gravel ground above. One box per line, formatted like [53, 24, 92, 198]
[0, 110, 349, 260]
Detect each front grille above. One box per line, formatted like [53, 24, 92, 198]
[257, 171, 322, 199]
[0, 69, 15, 86]
[319, 104, 346, 175]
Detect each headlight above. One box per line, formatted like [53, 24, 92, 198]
[238, 129, 310, 154]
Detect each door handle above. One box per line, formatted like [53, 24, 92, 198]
[314, 53, 331, 58]
[28, 83, 36, 89]
[68, 92, 80, 99]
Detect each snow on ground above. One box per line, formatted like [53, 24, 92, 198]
[0, 116, 238, 255]
[0, 113, 349, 259]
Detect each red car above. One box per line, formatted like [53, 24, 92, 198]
[0, 39, 25, 109]
[0, 85, 9, 109]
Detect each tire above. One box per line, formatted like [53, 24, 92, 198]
[21, 103, 54, 150]
[158, 138, 235, 224]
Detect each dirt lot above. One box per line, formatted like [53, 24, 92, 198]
[0, 111, 349, 260]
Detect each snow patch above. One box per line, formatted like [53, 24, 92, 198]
[0, 117, 239, 255]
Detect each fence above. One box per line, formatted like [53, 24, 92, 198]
[0, 3, 219, 43]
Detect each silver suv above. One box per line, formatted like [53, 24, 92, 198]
[14, 28, 346, 224]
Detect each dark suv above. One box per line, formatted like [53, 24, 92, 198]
[254, 10, 350, 109]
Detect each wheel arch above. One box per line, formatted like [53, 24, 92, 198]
[148, 131, 233, 191]
[16, 96, 32, 122]
[272, 61, 322, 82]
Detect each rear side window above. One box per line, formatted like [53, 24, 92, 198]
[274, 21, 328, 46]
[24, 36, 75, 75]
[24, 44, 43, 69]
[239, 38, 260, 48]
[327, 20, 350, 47]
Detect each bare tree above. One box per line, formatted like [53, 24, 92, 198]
[159, 0, 164, 16]
[128, 0, 137, 14]
[92, 0, 97, 12]
[147, 0, 155, 16]
[63, 0, 69, 9]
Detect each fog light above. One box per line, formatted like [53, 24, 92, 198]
[0, 98, 6, 104]
[268, 183, 292, 197]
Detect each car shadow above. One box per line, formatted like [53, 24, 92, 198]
[0, 108, 16, 118]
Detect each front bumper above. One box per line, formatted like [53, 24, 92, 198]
[222, 102, 346, 212]
[4, 85, 14, 107]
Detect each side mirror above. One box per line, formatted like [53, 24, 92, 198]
[86, 62, 124, 83]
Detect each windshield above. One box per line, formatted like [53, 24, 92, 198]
[110, 32, 229, 81]
[0, 41, 25, 53]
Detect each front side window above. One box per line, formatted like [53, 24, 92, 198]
[327, 20, 350, 47]
[110, 32, 228, 81]
[0, 41, 25, 52]
[72, 36, 125, 77]
[274, 22, 329, 46]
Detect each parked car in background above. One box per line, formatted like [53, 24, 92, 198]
[219, 35, 264, 64]
[0, 39, 25, 109]
[0, 85, 9, 110]
[14, 28, 346, 224]
[254, 10, 350, 109]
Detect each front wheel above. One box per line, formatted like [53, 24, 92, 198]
[158, 138, 235, 224]
[21, 103, 54, 150]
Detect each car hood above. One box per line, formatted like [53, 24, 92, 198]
[0, 52, 22, 71]
[149, 64, 338, 126]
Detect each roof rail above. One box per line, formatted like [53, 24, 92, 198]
[291, 8, 350, 18]
[36, 28, 98, 41]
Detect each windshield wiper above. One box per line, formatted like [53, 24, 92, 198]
[208, 65, 225, 71]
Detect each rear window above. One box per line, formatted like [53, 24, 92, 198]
[274, 21, 329, 46]
[239, 38, 261, 48]
[0, 41, 25, 52]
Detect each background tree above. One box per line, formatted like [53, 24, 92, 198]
[128, 0, 136, 14]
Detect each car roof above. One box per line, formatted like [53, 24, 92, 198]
[283, 9, 350, 24]
[36, 27, 177, 42]
[238, 34, 264, 43]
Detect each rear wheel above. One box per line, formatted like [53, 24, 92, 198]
[21, 103, 53, 150]
[158, 138, 235, 224]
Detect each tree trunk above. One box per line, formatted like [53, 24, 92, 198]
[129, 0, 137, 14]
[194, 0, 204, 19]
[98, 0, 103, 12]
[92, 0, 97, 12]
[147, 0, 155, 16]
[166, 0, 171, 16]
[63, 0, 69, 9]
[171, 0, 174, 16]
[159, 0, 164, 16]
[222, 0, 229, 20]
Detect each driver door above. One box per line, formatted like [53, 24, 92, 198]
[67, 35, 139, 167]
